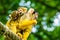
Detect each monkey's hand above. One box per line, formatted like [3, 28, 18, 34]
[17, 33, 22, 38]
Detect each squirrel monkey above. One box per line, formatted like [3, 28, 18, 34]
[17, 8, 38, 40]
[6, 7, 27, 34]
[6, 7, 38, 40]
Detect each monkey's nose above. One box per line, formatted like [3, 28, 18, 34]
[35, 12, 38, 19]
[33, 11, 35, 14]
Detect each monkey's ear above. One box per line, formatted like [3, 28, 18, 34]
[9, 14, 11, 18]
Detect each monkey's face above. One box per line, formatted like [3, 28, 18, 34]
[28, 8, 38, 20]
[9, 11, 23, 21]
[9, 11, 19, 20]
[17, 7, 27, 16]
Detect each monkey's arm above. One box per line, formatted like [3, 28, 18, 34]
[18, 20, 37, 27]
[22, 25, 32, 40]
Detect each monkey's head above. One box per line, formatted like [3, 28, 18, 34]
[28, 8, 38, 20]
[17, 7, 27, 16]
[9, 11, 20, 20]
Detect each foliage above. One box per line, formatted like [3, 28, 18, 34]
[0, 0, 60, 40]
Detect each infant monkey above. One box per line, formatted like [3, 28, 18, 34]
[6, 7, 27, 34]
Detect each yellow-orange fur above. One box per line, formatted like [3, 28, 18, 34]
[6, 7, 38, 40]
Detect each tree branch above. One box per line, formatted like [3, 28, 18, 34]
[0, 22, 21, 40]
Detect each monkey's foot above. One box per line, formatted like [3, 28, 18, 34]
[17, 33, 22, 38]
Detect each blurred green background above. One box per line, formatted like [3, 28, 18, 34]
[0, 0, 60, 40]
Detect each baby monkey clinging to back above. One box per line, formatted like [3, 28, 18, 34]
[6, 7, 27, 34]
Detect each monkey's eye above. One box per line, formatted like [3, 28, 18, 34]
[33, 11, 35, 14]
[33, 11, 37, 14]
[33, 11, 35, 13]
